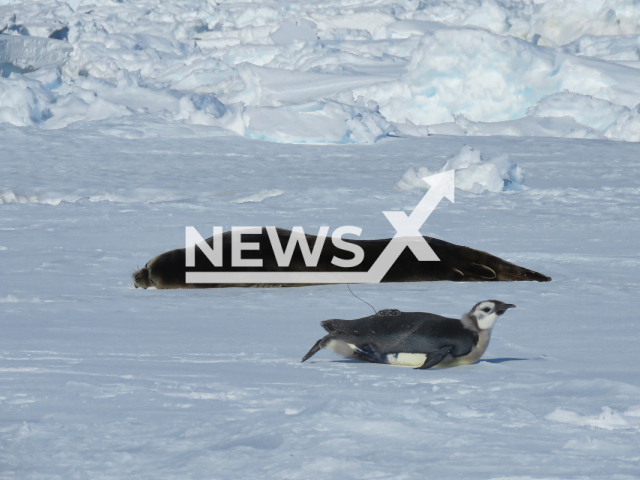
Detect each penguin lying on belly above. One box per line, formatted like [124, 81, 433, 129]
[301, 300, 515, 369]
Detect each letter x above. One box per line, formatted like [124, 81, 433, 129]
[382, 171, 455, 261]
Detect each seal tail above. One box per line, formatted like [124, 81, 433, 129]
[301, 338, 323, 362]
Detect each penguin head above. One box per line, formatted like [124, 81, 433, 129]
[469, 300, 515, 330]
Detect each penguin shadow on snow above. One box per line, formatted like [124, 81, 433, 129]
[478, 357, 528, 364]
[308, 357, 530, 366]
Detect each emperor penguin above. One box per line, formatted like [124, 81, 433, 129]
[301, 300, 515, 369]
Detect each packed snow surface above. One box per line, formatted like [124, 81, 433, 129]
[2, 121, 640, 478]
[2, 0, 640, 143]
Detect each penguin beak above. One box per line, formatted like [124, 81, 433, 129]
[496, 303, 515, 315]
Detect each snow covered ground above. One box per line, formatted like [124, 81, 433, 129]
[2, 0, 640, 478]
[2, 123, 640, 479]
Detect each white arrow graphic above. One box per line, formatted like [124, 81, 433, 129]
[186, 170, 455, 284]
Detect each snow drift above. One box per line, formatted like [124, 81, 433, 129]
[1, 0, 640, 143]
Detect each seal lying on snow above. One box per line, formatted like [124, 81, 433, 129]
[301, 300, 515, 369]
[132, 228, 550, 288]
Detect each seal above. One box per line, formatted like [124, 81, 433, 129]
[132, 228, 550, 288]
[301, 300, 515, 369]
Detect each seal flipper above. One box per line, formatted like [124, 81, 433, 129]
[467, 263, 497, 280]
[431, 242, 551, 282]
[301, 339, 322, 362]
[415, 346, 454, 370]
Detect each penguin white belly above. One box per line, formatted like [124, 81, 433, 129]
[325, 339, 357, 358]
[386, 353, 428, 367]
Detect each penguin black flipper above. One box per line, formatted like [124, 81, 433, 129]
[415, 346, 454, 370]
[353, 343, 386, 363]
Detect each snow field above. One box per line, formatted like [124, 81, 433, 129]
[1, 126, 640, 478]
